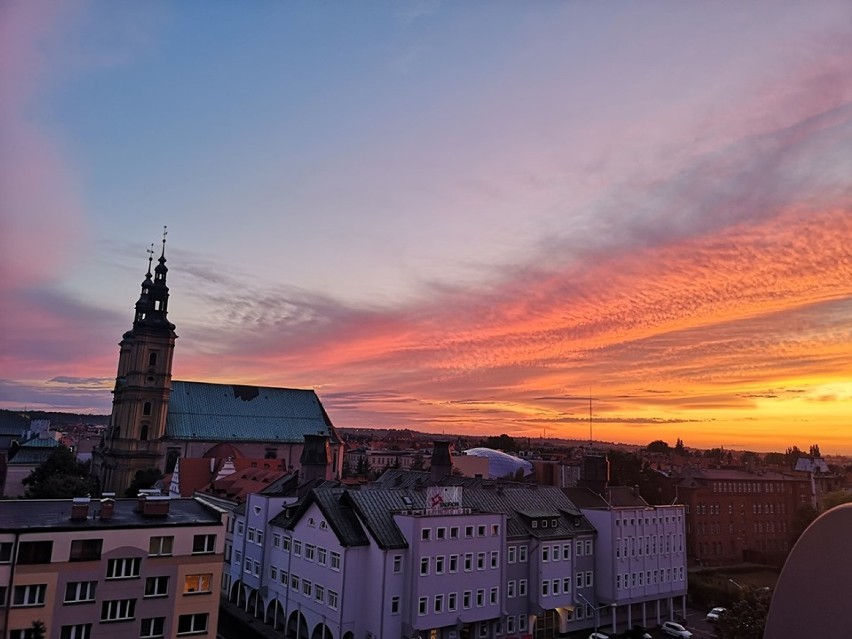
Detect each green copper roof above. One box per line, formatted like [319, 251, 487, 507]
[166, 381, 335, 442]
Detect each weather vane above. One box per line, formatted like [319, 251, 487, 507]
[146, 243, 155, 274]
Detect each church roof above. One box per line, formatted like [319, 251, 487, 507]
[166, 381, 335, 442]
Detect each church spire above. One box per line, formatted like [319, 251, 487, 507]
[133, 226, 174, 332]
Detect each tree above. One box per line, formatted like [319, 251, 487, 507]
[484, 434, 517, 452]
[784, 445, 803, 464]
[124, 468, 164, 497]
[23, 447, 95, 499]
[809, 443, 821, 458]
[713, 586, 771, 639]
[763, 452, 786, 466]
[646, 440, 670, 454]
[821, 490, 852, 511]
[28, 620, 47, 639]
[674, 438, 687, 456]
[790, 504, 818, 545]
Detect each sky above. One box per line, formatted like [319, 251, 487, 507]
[2, 1, 851, 453]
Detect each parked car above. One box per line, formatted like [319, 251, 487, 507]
[706, 607, 727, 622]
[661, 621, 693, 638]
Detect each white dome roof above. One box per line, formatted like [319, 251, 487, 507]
[463, 447, 533, 480]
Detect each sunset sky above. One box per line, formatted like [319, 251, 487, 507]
[2, 1, 851, 452]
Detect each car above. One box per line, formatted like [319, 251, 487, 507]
[706, 607, 727, 622]
[588, 633, 609, 639]
[661, 621, 693, 638]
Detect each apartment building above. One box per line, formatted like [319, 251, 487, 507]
[0, 494, 224, 639]
[565, 486, 688, 633]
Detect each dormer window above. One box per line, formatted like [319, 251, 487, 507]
[542, 520, 548, 528]
[552, 519, 558, 527]
[532, 521, 538, 529]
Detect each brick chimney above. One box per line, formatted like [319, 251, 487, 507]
[100, 496, 115, 520]
[430, 440, 453, 483]
[300, 434, 331, 484]
[71, 496, 90, 521]
[137, 489, 170, 517]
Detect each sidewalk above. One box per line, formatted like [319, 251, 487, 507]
[218, 597, 282, 639]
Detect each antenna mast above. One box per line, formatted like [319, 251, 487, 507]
[589, 388, 593, 447]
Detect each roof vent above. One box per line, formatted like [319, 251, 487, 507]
[137, 490, 170, 517]
[100, 496, 116, 520]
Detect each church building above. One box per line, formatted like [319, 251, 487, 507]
[92, 237, 344, 494]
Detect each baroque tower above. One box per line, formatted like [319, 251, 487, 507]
[94, 232, 177, 494]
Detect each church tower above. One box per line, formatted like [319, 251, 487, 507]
[95, 231, 177, 494]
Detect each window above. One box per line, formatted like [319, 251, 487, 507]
[291, 574, 300, 590]
[508, 580, 516, 598]
[140, 618, 164, 638]
[421, 528, 431, 541]
[518, 545, 528, 562]
[280, 571, 288, 586]
[476, 589, 484, 606]
[148, 536, 173, 557]
[463, 591, 472, 609]
[148, 352, 158, 366]
[17, 541, 52, 564]
[237, 522, 245, 535]
[69, 539, 102, 562]
[305, 544, 316, 561]
[101, 598, 136, 622]
[420, 557, 429, 575]
[272, 533, 281, 548]
[585, 539, 593, 555]
[65, 581, 97, 603]
[465, 526, 474, 538]
[0, 542, 12, 562]
[434, 594, 444, 613]
[519, 616, 528, 632]
[436, 555, 445, 574]
[60, 625, 92, 639]
[328, 590, 339, 609]
[448, 592, 457, 611]
[315, 585, 325, 603]
[552, 578, 559, 594]
[490, 586, 498, 604]
[518, 579, 527, 596]
[107, 557, 141, 579]
[302, 579, 312, 597]
[490, 550, 499, 568]
[450, 526, 459, 539]
[477, 552, 485, 570]
[330, 551, 341, 570]
[192, 535, 215, 554]
[576, 541, 583, 556]
[270, 566, 278, 580]
[247, 528, 255, 543]
[282, 537, 291, 551]
[183, 574, 212, 594]
[177, 613, 208, 635]
[576, 572, 584, 588]
[449, 554, 459, 572]
[508, 546, 516, 563]
[464, 553, 473, 571]
[391, 595, 401, 614]
[477, 525, 486, 536]
[542, 546, 550, 562]
[507, 616, 515, 633]
[491, 523, 500, 535]
[393, 555, 402, 573]
[13, 584, 46, 606]
[318, 548, 327, 565]
[563, 577, 572, 593]
[562, 543, 571, 560]
[419, 597, 428, 615]
[542, 580, 549, 596]
[144, 576, 169, 598]
[585, 571, 594, 587]
[437, 527, 446, 539]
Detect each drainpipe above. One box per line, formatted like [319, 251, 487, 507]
[379, 549, 387, 639]
[3, 532, 19, 638]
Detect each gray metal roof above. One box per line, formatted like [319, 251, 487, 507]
[0, 497, 222, 532]
[166, 381, 335, 442]
[282, 473, 595, 550]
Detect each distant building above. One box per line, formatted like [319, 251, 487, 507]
[0, 495, 224, 639]
[4, 437, 64, 497]
[659, 468, 811, 565]
[91, 238, 344, 494]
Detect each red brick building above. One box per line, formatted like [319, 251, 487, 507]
[661, 468, 811, 566]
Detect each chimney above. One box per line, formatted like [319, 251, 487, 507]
[430, 441, 453, 483]
[137, 489, 170, 517]
[71, 496, 90, 521]
[300, 434, 331, 484]
[100, 496, 115, 520]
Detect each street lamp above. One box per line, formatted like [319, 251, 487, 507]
[576, 593, 616, 637]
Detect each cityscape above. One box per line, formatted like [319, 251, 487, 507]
[2, 2, 851, 639]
